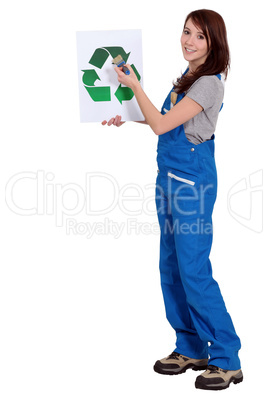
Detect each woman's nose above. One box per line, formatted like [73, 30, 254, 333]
[185, 35, 193, 45]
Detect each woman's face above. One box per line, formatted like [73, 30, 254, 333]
[181, 18, 210, 70]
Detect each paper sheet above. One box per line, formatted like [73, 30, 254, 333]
[76, 30, 144, 123]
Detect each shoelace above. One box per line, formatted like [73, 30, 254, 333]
[167, 352, 181, 361]
[207, 365, 227, 374]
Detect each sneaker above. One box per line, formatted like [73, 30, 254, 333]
[195, 365, 243, 390]
[153, 352, 208, 375]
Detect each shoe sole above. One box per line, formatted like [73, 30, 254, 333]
[154, 362, 208, 375]
[195, 372, 243, 390]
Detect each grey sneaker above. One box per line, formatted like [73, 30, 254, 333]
[195, 365, 243, 390]
[154, 352, 208, 375]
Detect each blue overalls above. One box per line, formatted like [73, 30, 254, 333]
[155, 72, 241, 370]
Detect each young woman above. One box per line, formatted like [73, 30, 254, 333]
[102, 9, 243, 391]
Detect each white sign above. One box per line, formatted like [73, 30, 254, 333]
[76, 29, 144, 123]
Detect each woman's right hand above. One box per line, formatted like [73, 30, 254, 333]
[101, 115, 125, 127]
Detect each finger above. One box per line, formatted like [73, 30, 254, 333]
[101, 120, 107, 125]
[114, 66, 123, 73]
[114, 115, 121, 126]
[107, 118, 115, 126]
[125, 64, 134, 74]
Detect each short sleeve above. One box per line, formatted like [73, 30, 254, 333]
[186, 76, 224, 110]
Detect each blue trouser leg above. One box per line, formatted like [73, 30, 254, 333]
[156, 175, 241, 370]
[156, 182, 208, 359]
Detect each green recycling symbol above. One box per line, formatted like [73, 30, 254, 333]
[82, 47, 141, 104]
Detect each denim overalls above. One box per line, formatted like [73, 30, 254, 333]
[155, 72, 241, 370]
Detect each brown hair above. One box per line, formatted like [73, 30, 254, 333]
[174, 9, 230, 94]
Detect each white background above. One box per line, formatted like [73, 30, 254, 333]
[1, 0, 267, 401]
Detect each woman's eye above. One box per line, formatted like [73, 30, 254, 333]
[184, 30, 190, 35]
[198, 35, 205, 39]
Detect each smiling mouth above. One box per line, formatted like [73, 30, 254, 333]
[185, 48, 196, 53]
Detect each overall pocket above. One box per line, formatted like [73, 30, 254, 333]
[167, 170, 200, 218]
[167, 172, 195, 186]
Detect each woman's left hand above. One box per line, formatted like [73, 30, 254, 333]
[114, 64, 140, 91]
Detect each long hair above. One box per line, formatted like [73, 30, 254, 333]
[174, 9, 230, 94]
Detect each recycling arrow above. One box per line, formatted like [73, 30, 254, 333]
[113, 64, 141, 103]
[115, 85, 134, 104]
[89, 47, 131, 69]
[82, 69, 100, 86]
[82, 46, 141, 103]
[82, 68, 111, 101]
[130, 64, 141, 81]
[84, 86, 111, 102]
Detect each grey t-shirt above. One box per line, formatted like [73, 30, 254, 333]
[183, 75, 224, 145]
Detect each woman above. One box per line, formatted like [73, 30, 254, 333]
[102, 9, 243, 391]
